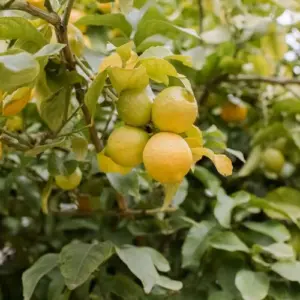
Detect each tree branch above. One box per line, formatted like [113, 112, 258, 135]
[62, 0, 75, 27]
[228, 75, 300, 85]
[197, 0, 204, 34]
[8, 1, 60, 25]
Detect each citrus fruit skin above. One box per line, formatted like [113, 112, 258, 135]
[55, 167, 82, 191]
[117, 89, 152, 126]
[143, 132, 193, 183]
[220, 102, 248, 122]
[27, 0, 45, 9]
[262, 148, 285, 174]
[106, 125, 149, 167]
[152, 87, 198, 134]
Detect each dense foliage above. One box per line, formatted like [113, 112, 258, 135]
[1, 0, 300, 299]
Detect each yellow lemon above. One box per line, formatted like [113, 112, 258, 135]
[220, 102, 248, 123]
[27, 0, 45, 9]
[106, 125, 149, 167]
[117, 89, 152, 126]
[143, 132, 193, 183]
[262, 148, 285, 174]
[152, 87, 198, 133]
[55, 167, 82, 191]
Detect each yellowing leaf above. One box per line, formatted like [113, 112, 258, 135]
[125, 51, 139, 69]
[249, 54, 273, 76]
[116, 41, 135, 62]
[99, 53, 122, 72]
[185, 137, 203, 148]
[185, 125, 203, 147]
[192, 147, 233, 176]
[2, 87, 32, 116]
[191, 147, 204, 163]
[162, 182, 181, 210]
[97, 150, 132, 175]
[140, 58, 177, 85]
[108, 65, 149, 93]
[166, 55, 192, 67]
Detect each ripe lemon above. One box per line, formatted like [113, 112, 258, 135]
[27, 0, 45, 9]
[143, 132, 193, 183]
[262, 148, 285, 174]
[152, 87, 198, 133]
[106, 125, 149, 167]
[117, 89, 152, 126]
[220, 102, 248, 122]
[55, 167, 82, 191]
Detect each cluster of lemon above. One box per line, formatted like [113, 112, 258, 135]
[101, 86, 200, 184]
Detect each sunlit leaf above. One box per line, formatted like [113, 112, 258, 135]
[99, 53, 122, 72]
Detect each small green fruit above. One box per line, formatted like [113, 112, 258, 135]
[262, 148, 285, 174]
[117, 89, 152, 126]
[55, 167, 82, 190]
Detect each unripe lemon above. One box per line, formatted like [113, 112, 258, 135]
[220, 102, 248, 122]
[143, 132, 193, 183]
[117, 89, 152, 126]
[5, 116, 23, 132]
[152, 87, 198, 133]
[68, 24, 85, 57]
[262, 148, 285, 174]
[55, 167, 82, 191]
[106, 125, 149, 167]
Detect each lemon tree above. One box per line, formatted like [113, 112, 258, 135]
[1, 1, 300, 300]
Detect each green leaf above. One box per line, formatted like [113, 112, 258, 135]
[84, 71, 107, 118]
[116, 245, 159, 293]
[56, 219, 99, 232]
[235, 270, 269, 300]
[59, 241, 115, 290]
[210, 231, 249, 253]
[119, 0, 134, 13]
[238, 146, 261, 177]
[254, 243, 295, 260]
[273, 99, 300, 115]
[25, 138, 66, 157]
[192, 166, 221, 196]
[0, 17, 46, 46]
[252, 123, 287, 146]
[0, 52, 40, 92]
[226, 148, 245, 163]
[156, 275, 183, 291]
[106, 171, 139, 198]
[108, 65, 149, 93]
[214, 190, 250, 228]
[47, 270, 65, 300]
[264, 187, 300, 224]
[140, 247, 170, 272]
[271, 261, 300, 283]
[22, 254, 58, 300]
[243, 221, 290, 242]
[201, 26, 231, 44]
[208, 291, 234, 300]
[106, 274, 144, 299]
[71, 135, 88, 161]
[34, 43, 65, 58]
[172, 178, 188, 207]
[39, 88, 67, 132]
[182, 221, 215, 269]
[76, 14, 132, 37]
[140, 58, 177, 85]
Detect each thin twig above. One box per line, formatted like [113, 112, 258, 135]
[51, 206, 178, 217]
[105, 88, 118, 102]
[197, 0, 204, 34]
[75, 56, 95, 80]
[62, 0, 75, 27]
[0, 129, 32, 148]
[228, 75, 300, 85]
[44, 0, 54, 12]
